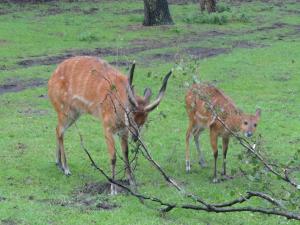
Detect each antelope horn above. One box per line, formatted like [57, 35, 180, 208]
[128, 60, 136, 87]
[144, 69, 172, 112]
[127, 61, 138, 108]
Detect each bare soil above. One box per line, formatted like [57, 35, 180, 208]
[0, 78, 46, 95]
[184, 47, 230, 59]
[78, 180, 130, 195]
[231, 40, 266, 49]
[37, 5, 99, 17]
[16, 21, 296, 69]
[37, 180, 130, 211]
[17, 47, 147, 68]
[114, 9, 144, 15]
[0, 219, 19, 225]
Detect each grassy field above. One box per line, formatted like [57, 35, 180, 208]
[0, 0, 300, 224]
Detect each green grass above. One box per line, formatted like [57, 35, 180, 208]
[0, 0, 300, 224]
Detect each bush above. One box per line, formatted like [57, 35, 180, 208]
[216, 3, 231, 13]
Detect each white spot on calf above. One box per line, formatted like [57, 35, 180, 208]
[195, 112, 208, 120]
[124, 112, 129, 127]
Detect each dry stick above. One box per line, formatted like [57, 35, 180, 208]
[212, 191, 284, 208]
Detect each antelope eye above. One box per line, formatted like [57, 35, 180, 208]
[244, 121, 248, 125]
[254, 123, 257, 127]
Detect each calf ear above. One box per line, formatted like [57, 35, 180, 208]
[255, 108, 261, 118]
[144, 88, 152, 103]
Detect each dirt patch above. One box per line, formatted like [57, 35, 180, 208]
[78, 180, 130, 195]
[38, 180, 129, 211]
[256, 22, 288, 31]
[272, 73, 291, 82]
[110, 60, 131, 67]
[144, 52, 178, 63]
[232, 40, 266, 49]
[114, 8, 144, 15]
[15, 142, 27, 157]
[1, 219, 19, 225]
[39, 196, 118, 211]
[18, 108, 48, 116]
[0, 78, 46, 95]
[17, 47, 147, 68]
[15, 21, 290, 70]
[37, 5, 99, 17]
[5, 0, 55, 2]
[0, 40, 10, 46]
[129, 38, 168, 51]
[168, 0, 198, 4]
[183, 47, 230, 59]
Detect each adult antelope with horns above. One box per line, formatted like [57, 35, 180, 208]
[48, 56, 172, 194]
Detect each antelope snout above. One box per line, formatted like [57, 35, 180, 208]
[245, 131, 253, 138]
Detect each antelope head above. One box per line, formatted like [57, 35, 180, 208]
[126, 62, 172, 141]
[240, 108, 261, 138]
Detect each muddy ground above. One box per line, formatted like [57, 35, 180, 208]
[34, 180, 130, 211]
[0, 78, 46, 95]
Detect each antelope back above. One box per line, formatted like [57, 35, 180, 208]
[185, 84, 238, 127]
[48, 56, 172, 139]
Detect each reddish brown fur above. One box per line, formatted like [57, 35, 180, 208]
[185, 83, 261, 182]
[48, 56, 171, 194]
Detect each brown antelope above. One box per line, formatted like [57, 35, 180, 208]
[185, 83, 261, 183]
[48, 56, 172, 194]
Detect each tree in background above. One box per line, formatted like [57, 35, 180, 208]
[200, 0, 217, 13]
[143, 0, 173, 26]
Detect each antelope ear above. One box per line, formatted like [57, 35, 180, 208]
[255, 108, 261, 118]
[144, 88, 152, 103]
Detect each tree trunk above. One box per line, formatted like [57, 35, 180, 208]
[143, 0, 174, 26]
[199, 0, 206, 12]
[206, 0, 216, 13]
[199, 0, 216, 13]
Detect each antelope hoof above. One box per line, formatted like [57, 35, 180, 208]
[199, 159, 207, 168]
[186, 160, 191, 173]
[110, 184, 117, 195]
[212, 178, 219, 183]
[63, 167, 71, 176]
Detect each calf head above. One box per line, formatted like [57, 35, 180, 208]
[240, 109, 261, 138]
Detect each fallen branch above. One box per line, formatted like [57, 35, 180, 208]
[75, 122, 300, 220]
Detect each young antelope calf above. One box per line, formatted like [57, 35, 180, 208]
[185, 83, 261, 183]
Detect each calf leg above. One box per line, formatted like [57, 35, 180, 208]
[185, 122, 193, 173]
[222, 137, 230, 178]
[193, 128, 206, 168]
